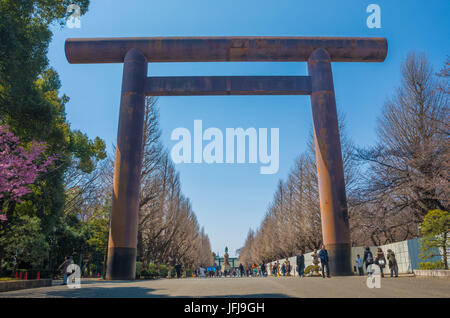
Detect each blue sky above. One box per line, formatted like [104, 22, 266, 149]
[47, 0, 449, 257]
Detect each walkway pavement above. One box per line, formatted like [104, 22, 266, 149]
[0, 276, 448, 298]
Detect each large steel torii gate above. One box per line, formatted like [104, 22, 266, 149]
[65, 36, 387, 280]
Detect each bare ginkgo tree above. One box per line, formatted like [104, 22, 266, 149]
[64, 96, 214, 272]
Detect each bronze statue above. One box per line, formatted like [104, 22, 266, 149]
[224, 247, 230, 266]
[312, 249, 320, 276]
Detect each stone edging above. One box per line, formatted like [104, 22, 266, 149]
[0, 279, 52, 293]
[413, 269, 450, 277]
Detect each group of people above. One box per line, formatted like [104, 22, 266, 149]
[194, 245, 400, 280]
[194, 266, 220, 278]
[269, 259, 293, 277]
[296, 244, 330, 278]
[257, 244, 399, 279]
[238, 261, 292, 278]
[297, 244, 399, 279]
[356, 247, 399, 278]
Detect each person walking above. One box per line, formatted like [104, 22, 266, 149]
[296, 250, 305, 277]
[286, 259, 291, 276]
[239, 263, 244, 277]
[58, 256, 72, 285]
[260, 263, 266, 277]
[281, 262, 286, 276]
[254, 264, 257, 276]
[272, 262, 277, 277]
[386, 249, 399, 278]
[363, 246, 374, 276]
[318, 245, 330, 278]
[356, 254, 364, 276]
[175, 263, 182, 278]
[375, 248, 386, 278]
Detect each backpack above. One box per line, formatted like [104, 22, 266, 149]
[366, 251, 373, 264]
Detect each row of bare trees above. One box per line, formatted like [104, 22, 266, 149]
[239, 53, 449, 267]
[64, 96, 214, 271]
[137, 97, 214, 269]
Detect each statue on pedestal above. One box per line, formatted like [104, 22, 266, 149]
[223, 247, 231, 275]
[312, 248, 320, 276]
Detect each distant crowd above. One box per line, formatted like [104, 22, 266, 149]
[194, 245, 399, 279]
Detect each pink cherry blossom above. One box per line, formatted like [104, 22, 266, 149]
[0, 125, 57, 204]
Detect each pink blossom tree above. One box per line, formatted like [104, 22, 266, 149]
[0, 126, 57, 220]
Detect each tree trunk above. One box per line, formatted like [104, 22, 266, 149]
[443, 232, 448, 270]
[102, 247, 108, 279]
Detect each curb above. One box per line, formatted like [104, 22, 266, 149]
[0, 279, 52, 293]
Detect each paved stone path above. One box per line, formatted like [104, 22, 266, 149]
[0, 276, 448, 298]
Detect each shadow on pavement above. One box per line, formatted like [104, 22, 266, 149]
[74, 279, 165, 285]
[202, 294, 290, 298]
[44, 287, 291, 298]
[2, 279, 292, 298]
[45, 286, 164, 298]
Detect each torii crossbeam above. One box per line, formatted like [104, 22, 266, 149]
[65, 37, 388, 280]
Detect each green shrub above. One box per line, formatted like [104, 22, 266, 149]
[432, 260, 445, 269]
[159, 265, 168, 277]
[138, 263, 177, 279]
[419, 210, 449, 270]
[135, 262, 143, 278]
[418, 261, 445, 270]
[148, 263, 158, 277]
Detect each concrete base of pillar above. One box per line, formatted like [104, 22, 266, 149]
[327, 243, 352, 276]
[106, 247, 137, 280]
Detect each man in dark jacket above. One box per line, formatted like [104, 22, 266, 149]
[239, 263, 244, 277]
[175, 264, 182, 278]
[260, 263, 266, 277]
[318, 245, 330, 278]
[363, 246, 374, 276]
[272, 262, 277, 277]
[58, 256, 72, 285]
[296, 250, 305, 277]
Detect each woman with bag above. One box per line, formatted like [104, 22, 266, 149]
[387, 249, 399, 278]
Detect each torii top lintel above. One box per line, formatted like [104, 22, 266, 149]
[65, 36, 387, 64]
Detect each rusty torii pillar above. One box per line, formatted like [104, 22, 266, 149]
[65, 37, 387, 279]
